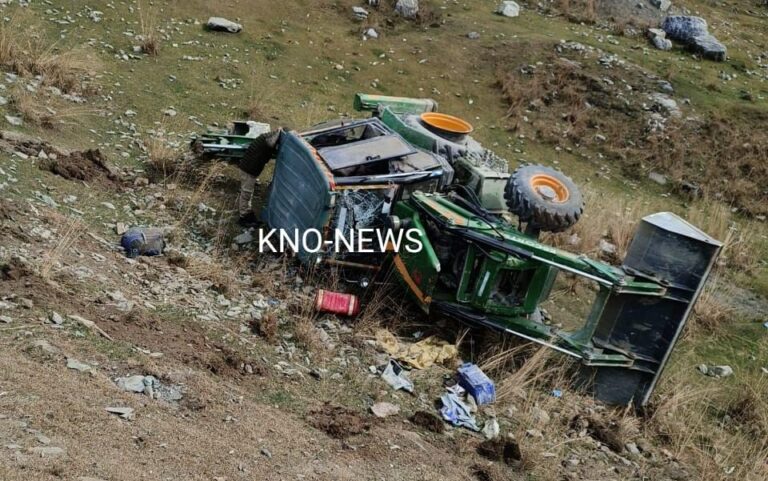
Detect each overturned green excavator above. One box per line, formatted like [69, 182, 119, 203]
[194, 94, 722, 406]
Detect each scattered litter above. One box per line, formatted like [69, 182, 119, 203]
[376, 329, 457, 369]
[206, 17, 242, 33]
[371, 402, 400, 418]
[440, 391, 480, 431]
[105, 406, 134, 420]
[121, 227, 165, 258]
[315, 289, 360, 316]
[381, 359, 414, 393]
[457, 363, 496, 405]
[551, 389, 563, 398]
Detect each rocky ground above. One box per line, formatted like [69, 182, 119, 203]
[0, 0, 767, 480]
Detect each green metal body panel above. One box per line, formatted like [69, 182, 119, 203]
[452, 158, 510, 213]
[353, 93, 438, 114]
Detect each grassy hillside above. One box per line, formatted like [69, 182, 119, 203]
[1, 1, 767, 480]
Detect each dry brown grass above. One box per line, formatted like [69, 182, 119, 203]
[646, 372, 768, 480]
[39, 216, 84, 280]
[557, 0, 597, 24]
[8, 85, 99, 128]
[0, 17, 98, 93]
[138, 0, 160, 56]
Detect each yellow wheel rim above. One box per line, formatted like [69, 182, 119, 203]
[420, 112, 474, 134]
[530, 174, 570, 203]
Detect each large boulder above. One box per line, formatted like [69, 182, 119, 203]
[206, 17, 242, 33]
[496, 1, 521, 18]
[395, 0, 419, 19]
[662, 16, 708, 43]
[691, 34, 727, 61]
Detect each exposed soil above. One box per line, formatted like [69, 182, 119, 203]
[410, 410, 445, 434]
[307, 403, 371, 439]
[477, 438, 523, 466]
[39, 148, 121, 187]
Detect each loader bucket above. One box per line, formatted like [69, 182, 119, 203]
[588, 212, 722, 406]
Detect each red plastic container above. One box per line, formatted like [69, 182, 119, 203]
[315, 289, 360, 316]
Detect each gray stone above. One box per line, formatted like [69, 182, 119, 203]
[0, 315, 11, 324]
[206, 17, 242, 33]
[352, 6, 369, 20]
[105, 407, 134, 419]
[599, 239, 617, 255]
[29, 446, 64, 457]
[66, 358, 92, 372]
[496, 1, 520, 17]
[31, 339, 59, 355]
[651, 0, 671, 11]
[662, 16, 708, 43]
[395, 0, 419, 18]
[234, 231, 254, 245]
[652, 36, 673, 51]
[364, 28, 378, 39]
[49, 311, 64, 325]
[650, 93, 681, 117]
[649, 172, 668, 185]
[467, 31, 480, 40]
[116, 375, 147, 393]
[691, 34, 727, 62]
[370, 402, 400, 418]
[707, 365, 733, 377]
[4, 115, 22, 126]
[626, 442, 641, 456]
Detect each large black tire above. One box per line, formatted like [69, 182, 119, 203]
[504, 164, 584, 232]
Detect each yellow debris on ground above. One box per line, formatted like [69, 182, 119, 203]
[375, 329, 458, 369]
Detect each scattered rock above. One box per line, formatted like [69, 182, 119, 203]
[649, 171, 668, 185]
[525, 428, 543, 438]
[28, 446, 65, 458]
[599, 239, 617, 255]
[30, 339, 59, 355]
[105, 406, 134, 420]
[4, 115, 22, 126]
[467, 31, 480, 40]
[395, 0, 419, 19]
[206, 17, 242, 33]
[626, 442, 641, 456]
[66, 358, 92, 373]
[116, 375, 147, 393]
[371, 402, 400, 418]
[691, 34, 727, 62]
[651, 0, 672, 11]
[652, 36, 673, 50]
[352, 6, 369, 20]
[364, 28, 378, 39]
[698, 364, 733, 378]
[496, 1, 520, 18]
[234, 231, 254, 245]
[0, 315, 11, 324]
[650, 93, 681, 117]
[49, 311, 64, 325]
